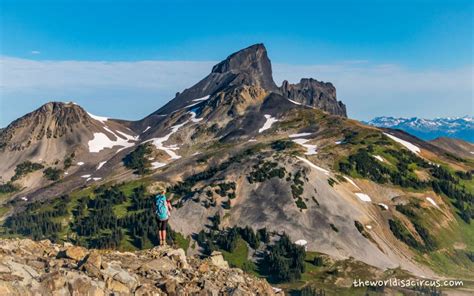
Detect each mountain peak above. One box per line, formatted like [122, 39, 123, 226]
[211, 43, 277, 90]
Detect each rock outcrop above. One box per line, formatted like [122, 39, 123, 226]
[0, 239, 277, 295]
[279, 79, 347, 117]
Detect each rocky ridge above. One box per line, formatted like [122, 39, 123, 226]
[0, 238, 277, 295]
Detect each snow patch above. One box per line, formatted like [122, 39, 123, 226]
[192, 95, 210, 102]
[373, 155, 384, 162]
[20, 197, 28, 201]
[296, 156, 329, 175]
[151, 161, 166, 169]
[288, 99, 302, 105]
[335, 140, 343, 145]
[87, 112, 108, 123]
[81, 174, 91, 178]
[383, 133, 420, 154]
[343, 176, 361, 190]
[188, 111, 203, 123]
[294, 239, 307, 246]
[366, 225, 372, 230]
[426, 197, 439, 208]
[248, 139, 257, 142]
[259, 114, 278, 133]
[355, 193, 372, 202]
[378, 203, 389, 210]
[192, 152, 201, 156]
[96, 161, 107, 170]
[292, 138, 317, 155]
[115, 130, 139, 141]
[77, 162, 84, 166]
[144, 121, 189, 160]
[92, 177, 102, 181]
[142, 126, 151, 133]
[289, 133, 312, 138]
[88, 132, 136, 153]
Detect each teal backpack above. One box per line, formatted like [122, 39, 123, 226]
[155, 194, 169, 220]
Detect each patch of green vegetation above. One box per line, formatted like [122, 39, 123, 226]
[354, 220, 370, 239]
[170, 147, 260, 198]
[63, 152, 75, 169]
[212, 182, 236, 198]
[0, 182, 18, 194]
[43, 167, 63, 181]
[2, 180, 186, 250]
[388, 218, 422, 250]
[341, 143, 473, 223]
[271, 139, 297, 151]
[221, 238, 257, 274]
[11, 161, 44, 181]
[122, 143, 152, 175]
[329, 223, 339, 232]
[290, 170, 308, 209]
[172, 232, 190, 252]
[247, 160, 286, 183]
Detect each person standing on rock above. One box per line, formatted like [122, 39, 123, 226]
[154, 190, 172, 246]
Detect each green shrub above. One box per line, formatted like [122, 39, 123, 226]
[43, 167, 62, 181]
[12, 161, 44, 181]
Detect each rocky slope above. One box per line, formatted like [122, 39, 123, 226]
[0, 101, 138, 196]
[430, 137, 474, 160]
[0, 238, 277, 295]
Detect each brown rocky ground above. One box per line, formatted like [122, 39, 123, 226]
[0, 238, 278, 295]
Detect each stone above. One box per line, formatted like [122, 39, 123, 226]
[66, 274, 104, 296]
[209, 251, 229, 269]
[63, 246, 88, 262]
[44, 273, 66, 291]
[158, 278, 178, 295]
[106, 278, 129, 294]
[198, 262, 209, 273]
[166, 248, 189, 269]
[0, 263, 11, 273]
[143, 257, 176, 272]
[134, 283, 163, 296]
[113, 269, 138, 290]
[84, 251, 102, 269]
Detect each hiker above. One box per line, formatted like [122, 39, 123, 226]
[154, 190, 172, 246]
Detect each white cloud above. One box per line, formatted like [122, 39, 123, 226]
[30, 51, 41, 55]
[0, 56, 472, 127]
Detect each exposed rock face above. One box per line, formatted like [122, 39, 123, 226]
[142, 43, 346, 127]
[0, 238, 277, 295]
[280, 79, 347, 117]
[0, 102, 92, 152]
[211, 43, 277, 91]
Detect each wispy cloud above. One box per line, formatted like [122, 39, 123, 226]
[30, 50, 41, 55]
[0, 56, 472, 126]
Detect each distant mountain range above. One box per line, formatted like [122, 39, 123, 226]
[365, 116, 473, 142]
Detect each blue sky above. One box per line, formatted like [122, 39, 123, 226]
[1, 0, 473, 126]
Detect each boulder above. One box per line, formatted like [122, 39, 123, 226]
[63, 246, 88, 262]
[209, 251, 229, 269]
[106, 278, 129, 294]
[166, 248, 189, 269]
